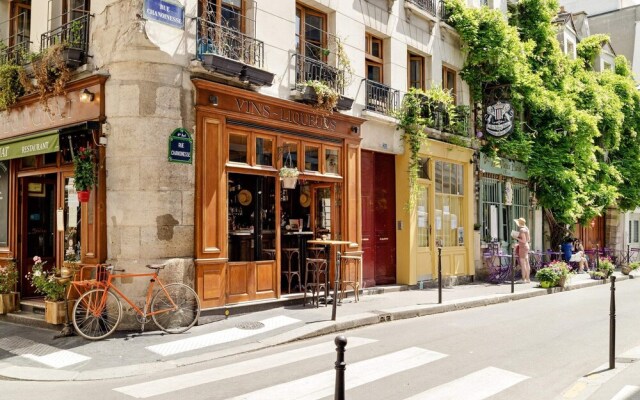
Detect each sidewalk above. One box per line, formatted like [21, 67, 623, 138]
[0, 272, 635, 382]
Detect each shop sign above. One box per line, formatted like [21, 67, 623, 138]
[0, 131, 59, 161]
[168, 128, 192, 163]
[234, 98, 338, 132]
[484, 100, 514, 137]
[143, 0, 185, 29]
[480, 153, 527, 180]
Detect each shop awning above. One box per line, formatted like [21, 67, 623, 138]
[0, 131, 59, 161]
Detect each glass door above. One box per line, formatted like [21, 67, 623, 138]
[311, 184, 335, 240]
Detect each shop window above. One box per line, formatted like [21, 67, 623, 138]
[255, 137, 273, 167]
[366, 33, 383, 83]
[282, 141, 298, 170]
[21, 156, 36, 169]
[435, 160, 464, 247]
[43, 152, 58, 166]
[229, 133, 248, 163]
[324, 147, 339, 175]
[304, 145, 319, 172]
[0, 161, 9, 247]
[417, 184, 429, 247]
[418, 157, 429, 179]
[442, 66, 457, 104]
[409, 53, 424, 90]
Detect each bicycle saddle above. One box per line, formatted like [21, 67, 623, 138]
[146, 264, 166, 270]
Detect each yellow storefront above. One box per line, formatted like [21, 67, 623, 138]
[396, 139, 475, 284]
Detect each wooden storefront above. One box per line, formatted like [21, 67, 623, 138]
[0, 75, 108, 297]
[193, 79, 364, 308]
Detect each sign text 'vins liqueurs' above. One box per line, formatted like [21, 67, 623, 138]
[168, 128, 192, 164]
[235, 98, 338, 132]
[484, 100, 514, 137]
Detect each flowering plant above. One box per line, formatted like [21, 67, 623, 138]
[73, 146, 96, 191]
[279, 166, 300, 178]
[597, 257, 615, 277]
[535, 267, 559, 284]
[26, 256, 66, 301]
[549, 260, 571, 277]
[0, 260, 17, 294]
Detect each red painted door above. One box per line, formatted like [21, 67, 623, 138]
[361, 151, 396, 287]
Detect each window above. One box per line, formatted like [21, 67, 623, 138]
[630, 219, 640, 244]
[418, 157, 429, 179]
[442, 66, 457, 104]
[9, 0, 31, 47]
[296, 4, 327, 61]
[417, 184, 429, 247]
[324, 147, 340, 175]
[603, 61, 612, 71]
[229, 133, 248, 163]
[435, 161, 464, 247]
[304, 145, 319, 172]
[255, 136, 273, 167]
[366, 33, 383, 83]
[63, 0, 90, 23]
[566, 40, 575, 60]
[409, 53, 424, 90]
[0, 161, 9, 247]
[200, 0, 244, 31]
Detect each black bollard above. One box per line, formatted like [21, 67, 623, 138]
[511, 245, 515, 294]
[610, 276, 616, 370]
[438, 247, 442, 304]
[596, 244, 600, 270]
[334, 335, 347, 400]
[627, 244, 630, 265]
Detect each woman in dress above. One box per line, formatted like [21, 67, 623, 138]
[514, 218, 531, 283]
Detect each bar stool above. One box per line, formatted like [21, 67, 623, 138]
[307, 246, 326, 259]
[281, 248, 301, 293]
[339, 251, 363, 302]
[262, 249, 276, 260]
[304, 258, 328, 307]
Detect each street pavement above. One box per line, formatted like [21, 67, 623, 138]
[0, 272, 637, 398]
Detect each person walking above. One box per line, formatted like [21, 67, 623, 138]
[514, 218, 531, 282]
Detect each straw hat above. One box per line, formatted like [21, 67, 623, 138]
[514, 217, 526, 227]
[238, 190, 252, 206]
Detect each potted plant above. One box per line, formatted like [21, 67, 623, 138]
[597, 257, 615, 278]
[280, 166, 300, 189]
[73, 146, 96, 202]
[27, 256, 67, 324]
[0, 260, 18, 314]
[622, 261, 640, 275]
[535, 267, 558, 288]
[549, 260, 571, 288]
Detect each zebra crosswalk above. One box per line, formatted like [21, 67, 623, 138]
[113, 336, 529, 400]
[0, 336, 90, 369]
[610, 385, 640, 400]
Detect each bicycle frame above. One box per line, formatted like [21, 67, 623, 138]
[85, 269, 179, 319]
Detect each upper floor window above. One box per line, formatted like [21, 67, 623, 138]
[200, 0, 244, 32]
[409, 53, 425, 90]
[63, 0, 90, 24]
[296, 4, 327, 62]
[366, 33, 383, 83]
[442, 66, 457, 104]
[9, 0, 31, 47]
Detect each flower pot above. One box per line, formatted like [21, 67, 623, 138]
[540, 281, 553, 288]
[621, 265, 631, 275]
[61, 261, 81, 279]
[281, 176, 298, 189]
[0, 292, 16, 314]
[77, 190, 90, 202]
[45, 300, 67, 324]
[557, 275, 567, 288]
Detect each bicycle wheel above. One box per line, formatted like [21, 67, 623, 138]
[72, 288, 122, 340]
[151, 283, 201, 334]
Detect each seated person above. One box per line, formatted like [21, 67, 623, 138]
[569, 239, 588, 273]
[561, 237, 574, 262]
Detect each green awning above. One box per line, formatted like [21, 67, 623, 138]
[0, 131, 59, 161]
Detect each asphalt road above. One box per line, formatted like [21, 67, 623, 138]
[2, 279, 639, 400]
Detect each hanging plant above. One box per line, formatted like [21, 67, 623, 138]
[31, 44, 72, 113]
[73, 147, 96, 201]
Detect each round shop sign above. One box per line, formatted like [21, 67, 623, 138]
[484, 100, 514, 137]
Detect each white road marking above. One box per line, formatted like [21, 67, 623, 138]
[404, 366, 529, 400]
[146, 315, 300, 356]
[114, 337, 377, 398]
[0, 336, 90, 369]
[228, 347, 447, 400]
[611, 385, 640, 400]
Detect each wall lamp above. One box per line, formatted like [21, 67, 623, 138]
[209, 95, 219, 106]
[79, 89, 94, 103]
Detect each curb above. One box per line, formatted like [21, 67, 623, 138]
[0, 274, 632, 382]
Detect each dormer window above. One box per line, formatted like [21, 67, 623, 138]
[566, 40, 575, 60]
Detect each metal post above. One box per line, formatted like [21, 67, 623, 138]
[331, 250, 341, 321]
[334, 335, 347, 400]
[610, 276, 616, 370]
[596, 244, 600, 270]
[438, 247, 442, 304]
[627, 244, 630, 265]
[511, 244, 515, 294]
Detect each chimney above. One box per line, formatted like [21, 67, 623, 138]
[560, 6, 566, 13]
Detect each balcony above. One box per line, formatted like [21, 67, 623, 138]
[40, 12, 91, 68]
[196, 8, 273, 86]
[405, 0, 451, 22]
[365, 80, 400, 116]
[420, 99, 470, 136]
[0, 12, 32, 65]
[406, 0, 438, 17]
[292, 52, 353, 110]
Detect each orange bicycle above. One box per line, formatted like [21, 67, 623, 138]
[71, 264, 201, 340]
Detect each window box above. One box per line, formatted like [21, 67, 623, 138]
[242, 65, 275, 87]
[62, 48, 85, 69]
[336, 95, 354, 111]
[201, 53, 246, 77]
[296, 85, 354, 111]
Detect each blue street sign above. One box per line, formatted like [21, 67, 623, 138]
[144, 0, 185, 30]
[168, 128, 192, 164]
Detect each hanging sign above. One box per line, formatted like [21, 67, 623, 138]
[484, 100, 514, 137]
[168, 128, 193, 164]
[143, 0, 185, 29]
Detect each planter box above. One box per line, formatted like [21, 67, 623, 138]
[242, 65, 274, 86]
[62, 48, 85, 69]
[201, 53, 245, 77]
[295, 86, 353, 111]
[45, 300, 68, 325]
[0, 293, 17, 314]
[336, 95, 354, 111]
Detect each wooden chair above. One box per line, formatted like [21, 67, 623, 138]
[339, 251, 363, 302]
[304, 258, 328, 307]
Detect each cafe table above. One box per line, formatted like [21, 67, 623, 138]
[307, 239, 354, 321]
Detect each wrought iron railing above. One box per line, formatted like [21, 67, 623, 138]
[0, 12, 32, 65]
[439, 0, 452, 22]
[294, 52, 344, 94]
[40, 12, 90, 62]
[406, 0, 438, 16]
[419, 98, 470, 136]
[365, 80, 400, 116]
[196, 18, 264, 68]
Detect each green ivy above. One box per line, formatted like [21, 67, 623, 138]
[0, 64, 25, 111]
[445, 0, 640, 224]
